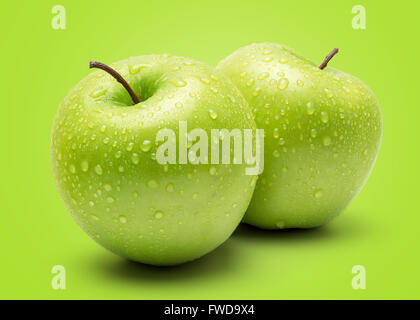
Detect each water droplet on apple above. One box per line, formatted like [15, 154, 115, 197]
[323, 136, 332, 146]
[154, 211, 163, 219]
[69, 164, 76, 174]
[89, 201, 95, 207]
[90, 87, 107, 98]
[208, 109, 218, 119]
[171, 80, 187, 87]
[126, 142, 134, 151]
[147, 179, 159, 188]
[321, 111, 329, 123]
[131, 153, 140, 164]
[276, 221, 286, 228]
[246, 79, 255, 87]
[119, 215, 127, 223]
[273, 150, 280, 158]
[310, 129, 317, 138]
[129, 64, 146, 74]
[94, 164, 103, 175]
[273, 128, 279, 139]
[324, 88, 333, 98]
[210, 87, 218, 94]
[209, 166, 217, 176]
[314, 189, 323, 199]
[306, 102, 315, 115]
[258, 72, 270, 80]
[165, 183, 174, 192]
[192, 192, 199, 199]
[103, 137, 110, 144]
[296, 80, 304, 87]
[210, 74, 219, 81]
[278, 78, 289, 90]
[200, 77, 210, 84]
[278, 137, 285, 145]
[81, 160, 89, 172]
[104, 184, 112, 191]
[140, 140, 152, 152]
[106, 196, 115, 203]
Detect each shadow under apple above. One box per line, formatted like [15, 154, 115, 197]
[92, 210, 367, 282]
[93, 240, 239, 284]
[232, 223, 330, 241]
[232, 211, 369, 244]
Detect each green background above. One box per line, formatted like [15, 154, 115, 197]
[1, 0, 418, 299]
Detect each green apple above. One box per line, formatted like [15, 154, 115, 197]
[217, 43, 382, 229]
[51, 54, 257, 265]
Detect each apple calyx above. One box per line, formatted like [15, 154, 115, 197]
[89, 61, 140, 104]
[319, 48, 339, 70]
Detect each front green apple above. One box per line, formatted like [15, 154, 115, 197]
[218, 43, 382, 229]
[51, 54, 257, 265]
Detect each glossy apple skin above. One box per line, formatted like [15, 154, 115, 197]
[51, 55, 256, 265]
[218, 43, 382, 229]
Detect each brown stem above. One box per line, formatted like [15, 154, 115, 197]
[319, 48, 339, 70]
[89, 61, 140, 104]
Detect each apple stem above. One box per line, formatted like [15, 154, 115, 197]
[89, 61, 140, 104]
[319, 48, 339, 70]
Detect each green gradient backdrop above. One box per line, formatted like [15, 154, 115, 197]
[1, 0, 418, 299]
